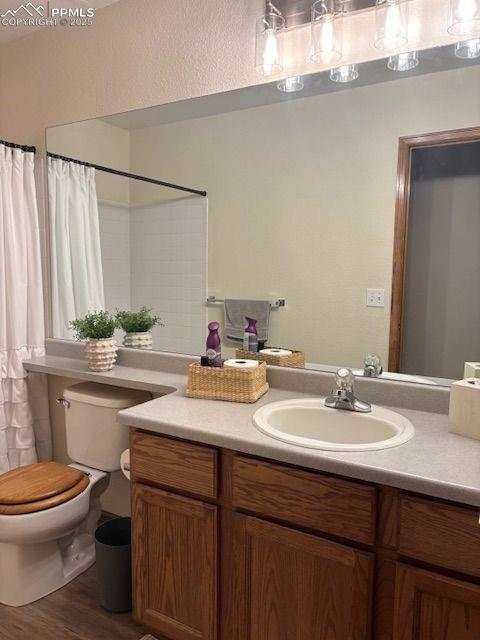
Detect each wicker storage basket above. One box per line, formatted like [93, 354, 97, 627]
[235, 347, 305, 369]
[186, 361, 269, 403]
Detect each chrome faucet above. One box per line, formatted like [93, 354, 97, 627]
[364, 353, 383, 378]
[325, 368, 372, 413]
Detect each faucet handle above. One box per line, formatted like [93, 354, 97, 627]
[335, 367, 355, 392]
[364, 353, 383, 377]
[326, 367, 371, 413]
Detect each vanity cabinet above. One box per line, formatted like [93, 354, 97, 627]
[131, 483, 217, 640]
[393, 564, 480, 640]
[129, 429, 480, 640]
[232, 514, 373, 640]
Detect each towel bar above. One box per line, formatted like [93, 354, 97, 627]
[206, 296, 285, 309]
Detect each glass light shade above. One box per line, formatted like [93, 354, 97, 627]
[311, 0, 343, 65]
[374, 0, 408, 51]
[448, 0, 480, 36]
[255, 13, 285, 76]
[277, 76, 305, 92]
[455, 37, 480, 57]
[387, 50, 419, 70]
[330, 64, 359, 83]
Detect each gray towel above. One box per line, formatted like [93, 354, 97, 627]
[224, 299, 271, 342]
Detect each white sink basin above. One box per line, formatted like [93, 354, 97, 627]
[253, 398, 415, 451]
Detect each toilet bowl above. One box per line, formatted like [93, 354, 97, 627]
[0, 382, 150, 607]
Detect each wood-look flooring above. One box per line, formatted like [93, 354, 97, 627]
[0, 565, 144, 640]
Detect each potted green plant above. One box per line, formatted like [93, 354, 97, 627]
[70, 311, 119, 371]
[116, 307, 163, 350]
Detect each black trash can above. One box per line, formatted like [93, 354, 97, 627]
[94, 517, 132, 612]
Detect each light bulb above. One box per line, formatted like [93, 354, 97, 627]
[330, 64, 359, 83]
[387, 50, 419, 70]
[455, 37, 480, 57]
[375, 0, 408, 51]
[311, 0, 343, 65]
[448, 0, 480, 36]
[255, 13, 285, 76]
[263, 30, 279, 71]
[277, 76, 305, 93]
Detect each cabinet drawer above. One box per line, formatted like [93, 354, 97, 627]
[398, 494, 480, 577]
[232, 456, 376, 545]
[130, 430, 218, 499]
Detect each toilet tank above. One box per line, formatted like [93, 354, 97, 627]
[63, 382, 151, 472]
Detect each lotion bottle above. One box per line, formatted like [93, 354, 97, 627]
[243, 317, 258, 353]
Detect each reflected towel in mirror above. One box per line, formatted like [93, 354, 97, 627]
[224, 299, 270, 342]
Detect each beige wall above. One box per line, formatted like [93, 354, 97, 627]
[0, 0, 265, 147]
[129, 65, 480, 366]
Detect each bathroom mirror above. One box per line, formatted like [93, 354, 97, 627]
[46, 42, 480, 385]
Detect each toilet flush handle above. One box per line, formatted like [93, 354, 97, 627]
[56, 397, 71, 409]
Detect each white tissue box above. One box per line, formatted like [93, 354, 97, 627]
[464, 362, 480, 378]
[449, 378, 480, 440]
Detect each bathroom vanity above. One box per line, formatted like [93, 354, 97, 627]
[129, 428, 480, 640]
[23, 345, 480, 640]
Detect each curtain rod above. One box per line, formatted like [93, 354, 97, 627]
[0, 139, 36, 153]
[47, 152, 207, 197]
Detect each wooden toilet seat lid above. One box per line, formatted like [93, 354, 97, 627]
[0, 462, 89, 515]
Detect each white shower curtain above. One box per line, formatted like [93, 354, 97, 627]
[48, 158, 105, 339]
[0, 144, 51, 473]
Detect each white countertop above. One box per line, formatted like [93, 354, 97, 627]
[24, 354, 480, 508]
[24, 354, 183, 394]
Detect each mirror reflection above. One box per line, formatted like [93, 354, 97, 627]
[46, 43, 480, 385]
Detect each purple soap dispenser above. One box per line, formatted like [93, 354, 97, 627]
[206, 322, 222, 366]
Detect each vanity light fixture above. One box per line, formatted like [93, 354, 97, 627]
[255, 4, 286, 76]
[455, 37, 480, 57]
[330, 63, 359, 83]
[374, 0, 408, 51]
[387, 50, 419, 70]
[448, 0, 480, 36]
[311, 0, 344, 65]
[277, 75, 305, 92]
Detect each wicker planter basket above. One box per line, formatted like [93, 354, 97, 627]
[186, 361, 268, 403]
[235, 347, 305, 369]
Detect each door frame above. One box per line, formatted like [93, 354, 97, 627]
[388, 125, 480, 372]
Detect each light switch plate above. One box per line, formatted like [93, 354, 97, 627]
[366, 288, 385, 307]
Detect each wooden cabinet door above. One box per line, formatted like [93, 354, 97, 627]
[131, 483, 217, 640]
[394, 564, 480, 640]
[230, 514, 373, 640]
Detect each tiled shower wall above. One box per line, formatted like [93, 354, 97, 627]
[98, 201, 131, 313]
[98, 201, 132, 344]
[130, 198, 207, 355]
[98, 197, 207, 356]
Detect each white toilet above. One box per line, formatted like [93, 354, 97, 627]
[0, 382, 150, 607]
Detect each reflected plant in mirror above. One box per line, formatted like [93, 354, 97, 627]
[46, 41, 480, 386]
[116, 307, 164, 350]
